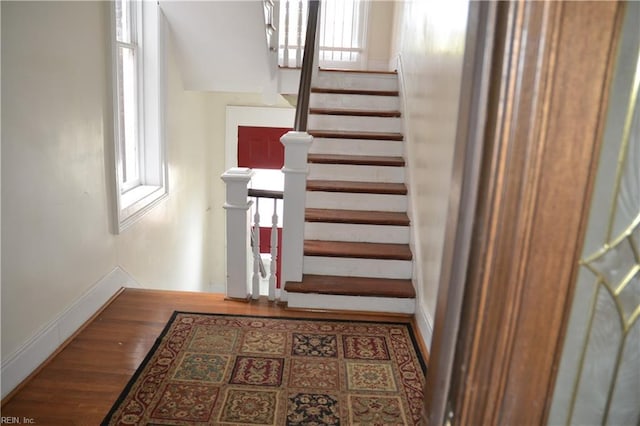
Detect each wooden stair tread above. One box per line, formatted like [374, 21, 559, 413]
[307, 180, 407, 195]
[304, 240, 412, 260]
[285, 274, 415, 298]
[309, 130, 404, 141]
[309, 108, 401, 118]
[308, 154, 405, 167]
[311, 87, 399, 97]
[319, 67, 398, 75]
[306, 208, 409, 225]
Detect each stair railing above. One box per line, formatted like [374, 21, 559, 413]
[221, 168, 254, 300]
[221, 1, 319, 302]
[293, 0, 319, 131]
[221, 168, 284, 300]
[263, 0, 278, 53]
[279, 0, 319, 301]
[248, 188, 282, 301]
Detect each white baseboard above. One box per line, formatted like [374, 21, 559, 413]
[396, 52, 433, 352]
[415, 300, 434, 350]
[1, 266, 140, 399]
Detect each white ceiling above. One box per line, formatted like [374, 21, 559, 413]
[160, 1, 276, 93]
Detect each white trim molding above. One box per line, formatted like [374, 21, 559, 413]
[415, 299, 434, 349]
[396, 52, 431, 349]
[0, 267, 141, 398]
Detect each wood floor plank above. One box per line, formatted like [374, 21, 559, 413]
[1, 288, 427, 424]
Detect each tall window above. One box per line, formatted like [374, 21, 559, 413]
[111, 0, 167, 233]
[115, 0, 141, 192]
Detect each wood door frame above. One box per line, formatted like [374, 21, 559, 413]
[423, 1, 624, 425]
[422, 1, 498, 424]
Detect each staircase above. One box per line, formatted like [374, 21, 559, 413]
[284, 69, 416, 314]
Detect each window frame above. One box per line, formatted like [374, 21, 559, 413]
[110, 0, 168, 233]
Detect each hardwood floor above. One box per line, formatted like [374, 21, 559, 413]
[1, 288, 428, 425]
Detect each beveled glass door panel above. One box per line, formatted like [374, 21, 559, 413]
[549, 3, 640, 425]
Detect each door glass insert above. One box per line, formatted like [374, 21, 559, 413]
[549, 4, 640, 425]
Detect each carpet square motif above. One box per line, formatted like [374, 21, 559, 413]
[103, 312, 426, 425]
[346, 362, 397, 391]
[287, 393, 340, 425]
[188, 325, 238, 353]
[173, 353, 230, 383]
[241, 330, 287, 355]
[288, 358, 340, 390]
[349, 395, 407, 425]
[229, 356, 284, 386]
[149, 382, 219, 422]
[343, 335, 391, 360]
[292, 333, 338, 357]
[219, 388, 278, 425]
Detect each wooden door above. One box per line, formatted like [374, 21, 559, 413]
[423, 1, 625, 425]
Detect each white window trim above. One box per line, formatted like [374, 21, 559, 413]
[110, 0, 168, 233]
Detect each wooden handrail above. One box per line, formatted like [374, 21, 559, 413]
[293, 0, 320, 131]
[248, 188, 284, 199]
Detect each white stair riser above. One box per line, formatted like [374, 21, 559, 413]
[308, 114, 402, 133]
[310, 137, 404, 157]
[303, 256, 412, 279]
[310, 93, 400, 111]
[306, 191, 407, 212]
[305, 222, 410, 244]
[287, 293, 415, 314]
[316, 71, 398, 91]
[308, 163, 404, 183]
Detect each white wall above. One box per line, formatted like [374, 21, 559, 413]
[394, 0, 470, 345]
[365, 1, 396, 71]
[160, 1, 274, 93]
[1, 1, 213, 364]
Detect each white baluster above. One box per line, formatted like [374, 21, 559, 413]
[221, 168, 254, 300]
[283, 0, 290, 67]
[269, 198, 278, 301]
[280, 131, 313, 302]
[252, 197, 261, 299]
[296, 0, 303, 67]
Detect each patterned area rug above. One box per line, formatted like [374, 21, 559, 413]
[103, 312, 426, 425]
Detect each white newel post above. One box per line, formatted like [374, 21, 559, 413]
[221, 167, 255, 300]
[280, 131, 313, 301]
